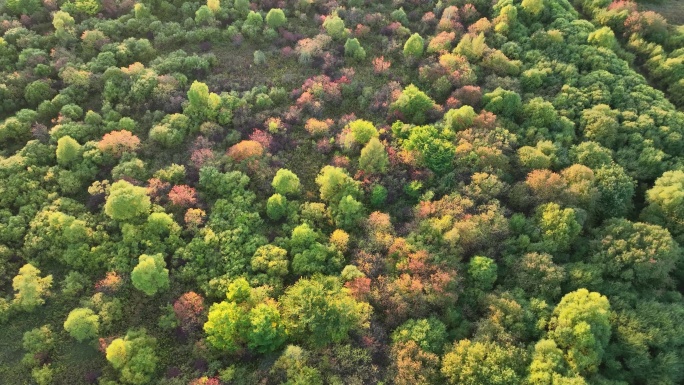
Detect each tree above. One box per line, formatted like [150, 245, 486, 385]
[534, 203, 581, 254]
[247, 301, 287, 353]
[333, 195, 365, 230]
[391, 317, 447, 354]
[104, 180, 151, 221]
[24, 80, 54, 107]
[105, 329, 158, 385]
[580, 105, 619, 148]
[468, 256, 498, 290]
[63, 308, 99, 342]
[588, 27, 616, 48]
[173, 292, 204, 330]
[131, 254, 169, 296]
[267, 193, 288, 221]
[56, 136, 80, 166]
[483, 88, 522, 119]
[509, 253, 566, 300]
[441, 339, 528, 385]
[521, 0, 544, 17]
[548, 289, 611, 376]
[266, 8, 287, 29]
[272, 168, 301, 196]
[347, 119, 378, 145]
[391, 85, 436, 124]
[644, 170, 684, 241]
[444, 106, 477, 132]
[594, 164, 635, 219]
[98, 130, 141, 157]
[12, 264, 52, 312]
[391, 340, 441, 385]
[344, 38, 366, 61]
[281, 275, 371, 347]
[251, 245, 289, 277]
[359, 138, 389, 174]
[204, 301, 248, 352]
[316, 166, 361, 203]
[323, 13, 346, 39]
[404, 33, 425, 59]
[589, 219, 680, 293]
[6, 0, 42, 15]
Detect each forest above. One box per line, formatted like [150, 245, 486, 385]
[1, 0, 684, 383]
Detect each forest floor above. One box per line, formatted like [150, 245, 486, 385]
[640, 0, 684, 25]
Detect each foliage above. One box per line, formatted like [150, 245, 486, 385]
[105, 180, 151, 221]
[63, 307, 99, 341]
[131, 254, 169, 296]
[12, 264, 52, 312]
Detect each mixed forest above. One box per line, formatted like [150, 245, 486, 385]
[1, 0, 684, 383]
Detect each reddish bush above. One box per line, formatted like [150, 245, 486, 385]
[95, 272, 123, 294]
[249, 129, 273, 149]
[168, 185, 197, 207]
[147, 178, 171, 203]
[373, 56, 392, 74]
[190, 148, 215, 169]
[227, 140, 264, 161]
[174, 292, 205, 329]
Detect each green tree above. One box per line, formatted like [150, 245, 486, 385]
[267, 193, 288, 221]
[272, 168, 301, 196]
[404, 33, 425, 59]
[483, 87, 522, 119]
[105, 329, 158, 385]
[589, 219, 680, 293]
[348, 119, 379, 145]
[131, 254, 169, 296]
[63, 308, 99, 342]
[391, 85, 436, 124]
[281, 275, 371, 347]
[595, 164, 635, 219]
[534, 203, 581, 253]
[6, 0, 42, 15]
[204, 301, 248, 352]
[391, 317, 448, 354]
[56, 136, 81, 166]
[444, 105, 477, 132]
[344, 38, 366, 61]
[580, 105, 619, 148]
[251, 245, 289, 277]
[104, 180, 151, 221]
[247, 301, 287, 353]
[323, 13, 346, 39]
[644, 170, 684, 242]
[441, 339, 528, 385]
[588, 27, 616, 48]
[316, 166, 361, 203]
[24, 80, 54, 107]
[548, 289, 611, 376]
[359, 138, 389, 174]
[12, 264, 52, 312]
[468, 256, 498, 290]
[333, 195, 365, 230]
[266, 8, 287, 28]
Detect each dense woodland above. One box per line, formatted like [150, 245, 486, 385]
[1, 0, 684, 383]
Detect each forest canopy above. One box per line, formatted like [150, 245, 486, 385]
[0, 0, 684, 384]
